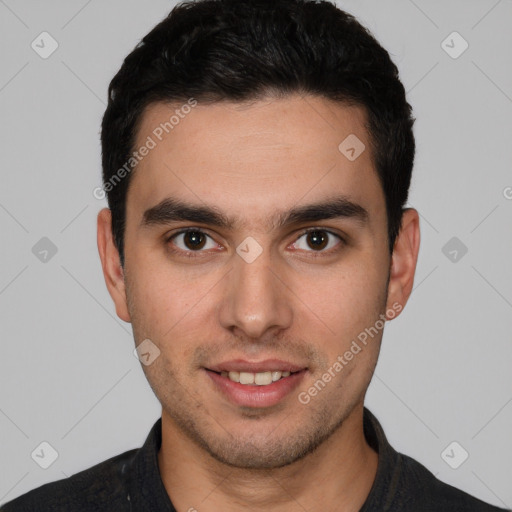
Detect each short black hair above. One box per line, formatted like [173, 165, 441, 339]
[101, 0, 415, 268]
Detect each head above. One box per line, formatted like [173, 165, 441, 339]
[98, 0, 420, 470]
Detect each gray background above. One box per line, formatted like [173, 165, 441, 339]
[1, 0, 511, 507]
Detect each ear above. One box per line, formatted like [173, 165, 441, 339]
[385, 208, 420, 319]
[97, 208, 131, 323]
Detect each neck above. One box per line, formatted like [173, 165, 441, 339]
[157, 402, 378, 512]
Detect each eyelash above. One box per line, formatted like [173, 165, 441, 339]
[165, 227, 346, 259]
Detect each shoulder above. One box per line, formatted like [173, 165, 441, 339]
[394, 452, 508, 512]
[362, 408, 508, 512]
[1, 448, 137, 512]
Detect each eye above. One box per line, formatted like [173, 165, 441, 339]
[167, 228, 219, 256]
[290, 228, 344, 255]
[166, 227, 345, 259]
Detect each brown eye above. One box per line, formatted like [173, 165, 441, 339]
[182, 231, 207, 250]
[291, 229, 344, 254]
[168, 229, 218, 254]
[305, 230, 329, 250]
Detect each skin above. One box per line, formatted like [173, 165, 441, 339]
[97, 94, 420, 512]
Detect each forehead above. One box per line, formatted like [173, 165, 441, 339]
[126, 94, 384, 231]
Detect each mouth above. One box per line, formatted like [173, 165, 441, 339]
[203, 360, 308, 408]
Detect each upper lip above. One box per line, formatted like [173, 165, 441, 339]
[205, 359, 307, 374]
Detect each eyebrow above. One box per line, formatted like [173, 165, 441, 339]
[140, 195, 369, 231]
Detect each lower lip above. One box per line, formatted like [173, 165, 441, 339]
[204, 369, 307, 408]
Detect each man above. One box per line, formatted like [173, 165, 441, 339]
[2, 0, 508, 510]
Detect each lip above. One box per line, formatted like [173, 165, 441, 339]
[206, 359, 306, 374]
[204, 367, 307, 408]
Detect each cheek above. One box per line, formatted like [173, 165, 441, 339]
[127, 266, 180, 334]
[128, 259, 213, 349]
[303, 259, 385, 338]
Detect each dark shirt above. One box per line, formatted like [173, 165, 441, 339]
[1, 408, 508, 511]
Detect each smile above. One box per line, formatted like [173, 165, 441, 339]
[204, 367, 308, 408]
[214, 370, 295, 386]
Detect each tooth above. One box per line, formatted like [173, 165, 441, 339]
[255, 371, 273, 385]
[239, 372, 255, 385]
[227, 370, 293, 385]
[271, 371, 282, 382]
[228, 371, 240, 383]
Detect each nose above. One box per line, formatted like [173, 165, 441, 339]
[217, 245, 294, 342]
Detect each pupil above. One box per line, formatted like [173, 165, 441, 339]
[185, 231, 206, 250]
[308, 231, 327, 250]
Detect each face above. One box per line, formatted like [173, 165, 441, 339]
[98, 94, 418, 470]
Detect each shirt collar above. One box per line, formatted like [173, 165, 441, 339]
[360, 407, 402, 511]
[127, 417, 175, 512]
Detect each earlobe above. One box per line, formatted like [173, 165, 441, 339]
[97, 208, 131, 323]
[385, 208, 420, 319]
